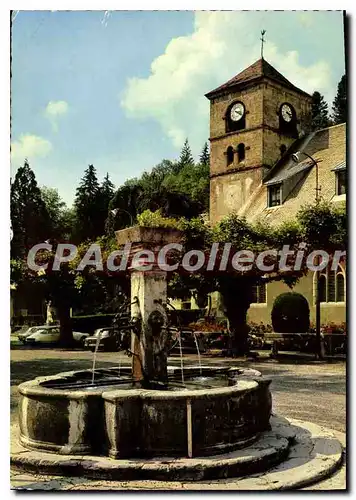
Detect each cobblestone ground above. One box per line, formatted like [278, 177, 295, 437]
[10, 345, 346, 490]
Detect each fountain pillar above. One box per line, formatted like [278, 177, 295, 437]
[115, 226, 183, 386]
[130, 268, 169, 384]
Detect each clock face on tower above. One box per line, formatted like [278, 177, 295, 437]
[230, 102, 245, 122]
[281, 103, 294, 123]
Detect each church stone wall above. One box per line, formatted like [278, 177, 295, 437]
[263, 81, 312, 131]
[210, 167, 263, 224]
[209, 84, 264, 139]
[210, 128, 264, 177]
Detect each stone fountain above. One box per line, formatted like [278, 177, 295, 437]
[12, 227, 344, 489]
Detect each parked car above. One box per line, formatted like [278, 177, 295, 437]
[18, 325, 54, 344]
[25, 326, 89, 346]
[84, 327, 126, 352]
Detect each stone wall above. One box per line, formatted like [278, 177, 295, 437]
[209, 84, 264, 140]
[210, 167, 263, 224]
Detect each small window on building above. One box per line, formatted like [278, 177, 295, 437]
[268, 184, 281, 207]
[280, 144, 287, 157]
[226, 146, 234, 166]
[237, 143, 245, 162]
[336, 170, 346, 195]
[251, 283, 267, 304]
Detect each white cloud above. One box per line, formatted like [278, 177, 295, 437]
[44, 100, 69, 131]
[11, 134, 52, 163]
[121, 12, 333, 154]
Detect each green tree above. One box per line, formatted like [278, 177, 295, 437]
[311, 91, 330, 130]
[166, 201, 346, 356]
[106, 178, 142, 235]
[100, 173, 115, 205]
[199, 142, 210, 166]
[177, 139, 194, 170]
[11, 160, 51, 259]
[74, 164, 101, 241]
[163, 162, 210, 213]
[40, 186, 75, 240]
[98, 173, 115, 234]
[331, 74, 347, 125]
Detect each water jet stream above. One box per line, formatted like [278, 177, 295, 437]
[193, 332, 202, 376]
[91, 330, 102, 385]
[178, 332, 185, 386]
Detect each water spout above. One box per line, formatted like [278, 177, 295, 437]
[91, 330, 102, 385]
[178, 332, 185, 386]
[193, 332, 202, 376]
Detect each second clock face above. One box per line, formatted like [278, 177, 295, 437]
[281, 103, 293, 122]
[230, 102, 245, 122]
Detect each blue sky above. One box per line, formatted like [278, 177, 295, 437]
[11, 10, 345, 206]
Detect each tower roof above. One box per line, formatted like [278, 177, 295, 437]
[205, 58, 312, 99]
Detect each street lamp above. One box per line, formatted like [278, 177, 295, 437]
[291, 150, 323, 359]
[111, 208, 134, 227]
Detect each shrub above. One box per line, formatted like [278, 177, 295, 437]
[136, 209, 185, 230]
[271, 292, 310, 333]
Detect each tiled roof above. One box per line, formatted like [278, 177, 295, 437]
[264, 160, 313, 186]
[206, 58, 312, 99]
[239, 123, 346, 226]
[331, 161, 346, 171]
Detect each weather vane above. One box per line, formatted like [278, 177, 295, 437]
[260, 30, 266, 59]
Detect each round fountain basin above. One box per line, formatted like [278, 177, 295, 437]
[18, 367, 272, 458]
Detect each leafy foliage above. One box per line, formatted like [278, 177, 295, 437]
[11, 160, 51, 259]
[40, 186, 75, 240]
[136, 209, 185, 229]
[297, 200, 346, 250]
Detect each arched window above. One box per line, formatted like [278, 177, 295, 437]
[279, 103, 298, 138]
[318, 275, 327, 303]
[237, 143, 245, 162]
[280, 144, 287, 157]
[315, 266, 345, 303]
[336, 272, 345, 302]
[327, 271, 335, 302]
[226, 146, 234, 166]
[225, 102, 246, 133]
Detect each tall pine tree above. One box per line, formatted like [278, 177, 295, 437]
[74, 164, 101, 241]
[311, 91, 330, 130]
[199, 142, 210, 166]
[98, 173, 115, 234]
[331, 74, 347, 125]
[11, 160, 50, 258]
[101, 173, 115, 203]
[177, 139, 194, 171]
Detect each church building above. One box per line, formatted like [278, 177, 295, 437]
[205, 58, 346, 326]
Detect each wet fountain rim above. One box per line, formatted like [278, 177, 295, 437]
[18, 366, 265, 399]
[101, 378, 259, 400]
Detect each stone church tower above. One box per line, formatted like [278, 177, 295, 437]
[206, 58, 312, 223]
